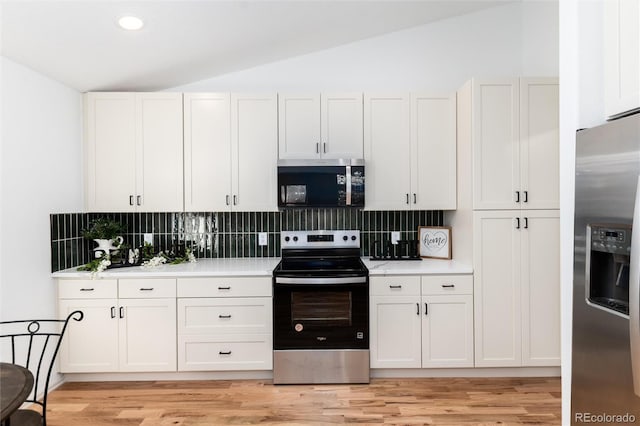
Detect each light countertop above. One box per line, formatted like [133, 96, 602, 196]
[52, 257, 472, 279]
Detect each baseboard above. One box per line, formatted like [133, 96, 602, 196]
[61, 367, 559, 383]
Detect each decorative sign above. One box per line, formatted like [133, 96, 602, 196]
[418, 226, 452, 259]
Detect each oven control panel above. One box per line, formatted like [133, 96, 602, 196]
[281, 230, 360, 249]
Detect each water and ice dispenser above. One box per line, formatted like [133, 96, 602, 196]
[586, 224, 632, 317]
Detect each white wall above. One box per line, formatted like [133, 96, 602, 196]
[172, 2, 558, 93]
[0, 56, 82, 322]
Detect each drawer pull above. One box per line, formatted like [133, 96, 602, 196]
[80, 288, 94, 291]
[139, 288, 154, 291]
[389, 285, 402, 289]
[219, 351, 232, 355]
[425, 303, 428, 315]
[218, 286, 231, 290]
[218, 314, 232, 319]
[442, 284, 455, 288]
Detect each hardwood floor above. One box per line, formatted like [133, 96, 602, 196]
[44, 377, 561, 425]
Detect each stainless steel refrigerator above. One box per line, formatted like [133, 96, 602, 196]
[573, 112, 640, 424]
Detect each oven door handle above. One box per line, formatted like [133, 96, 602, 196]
[274, 276, 367, 285]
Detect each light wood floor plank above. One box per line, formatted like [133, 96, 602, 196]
[43, 377, 560, 425]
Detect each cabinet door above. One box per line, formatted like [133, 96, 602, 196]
[605, 0, 640, 118]
[422, 295, 474, 368]
[278, 94, 321, 159]
[472, 79, 520, 210]
[118, 298, 177, 372]
[84, 93, 136, 212]
[364, 94, 411, 210]
[520, 79, 559, 210]
[321, 93, 363, 159]
[231, 94, 278, 212]
[411, 93, 457, 210]
[521, 210, 560, 366]
[135, 93, 184, 212]
[473, 210, 522, 367]
[370, 295, 421, 368]
[184, 93, 232, 212]
[58, 299, 119, 372]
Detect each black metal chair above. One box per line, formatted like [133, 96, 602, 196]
[0, 310, 83, 426]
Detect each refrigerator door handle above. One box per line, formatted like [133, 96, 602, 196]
[629, 176, 640, 397]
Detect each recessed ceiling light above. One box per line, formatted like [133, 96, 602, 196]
[118, 16, 144, 31]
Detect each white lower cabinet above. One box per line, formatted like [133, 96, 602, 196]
[58, 278, 177, 373]
[177, 277, 272, 371]
[473, 210, 560, 367]
[370, 275, 474, 369]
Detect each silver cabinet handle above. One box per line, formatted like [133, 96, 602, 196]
[523, 190, 528, 203]
[136, 195, 142, 206]
[629, 176, 640, 396]
[129, 195, 134, 206]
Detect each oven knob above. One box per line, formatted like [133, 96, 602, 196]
[343, 236, 348, 241]
[284, 236, 290, 242]
[293, 236, 298, 242]
[351, 236, 357, 241]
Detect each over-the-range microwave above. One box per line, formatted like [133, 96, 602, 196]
[277, 159, 364, 208]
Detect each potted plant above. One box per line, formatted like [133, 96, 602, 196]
[82, 217, 126, 257]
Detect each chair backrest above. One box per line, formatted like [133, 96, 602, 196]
[0, 310, 83, 423]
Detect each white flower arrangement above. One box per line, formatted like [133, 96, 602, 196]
[141, 254, 168, 268]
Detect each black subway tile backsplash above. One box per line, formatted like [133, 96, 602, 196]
[50, 208, 443, 272]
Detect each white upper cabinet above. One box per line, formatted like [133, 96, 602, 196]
[364, 94, 412, 210]
[183, 93, 232, 212]
[605, 0, 640, 118]
[364, 93, 456, 210]
[472, 78, 558, 210]
[231, 93, 279, 212]
[183, 93, 278, 212]
[278, 93, 363, 159]
[411, 93, 457, 210]
[84, 92, 184, 212]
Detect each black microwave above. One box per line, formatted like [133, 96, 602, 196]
[277, 159, 365, 208]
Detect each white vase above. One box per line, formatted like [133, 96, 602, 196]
[93, 236, 123, 258]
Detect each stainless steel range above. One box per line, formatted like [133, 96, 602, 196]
[272, 230, 369, 384]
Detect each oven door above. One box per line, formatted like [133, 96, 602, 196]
[273, 277, 369, 350]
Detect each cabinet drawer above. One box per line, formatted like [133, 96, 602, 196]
[421, 275, 473, 295]
[178, 334, 272, 371]
[178, 298, 272, 335]
[370, 276, 420, 296]
[58, 279, 117, 299]
[119, 279, 176, 298]
[177, 277, 272, 298]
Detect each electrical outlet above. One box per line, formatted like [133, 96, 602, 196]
[391, 231, 400, 244]
[258, 232, 268, 246]
[144, 233, 153, 245]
